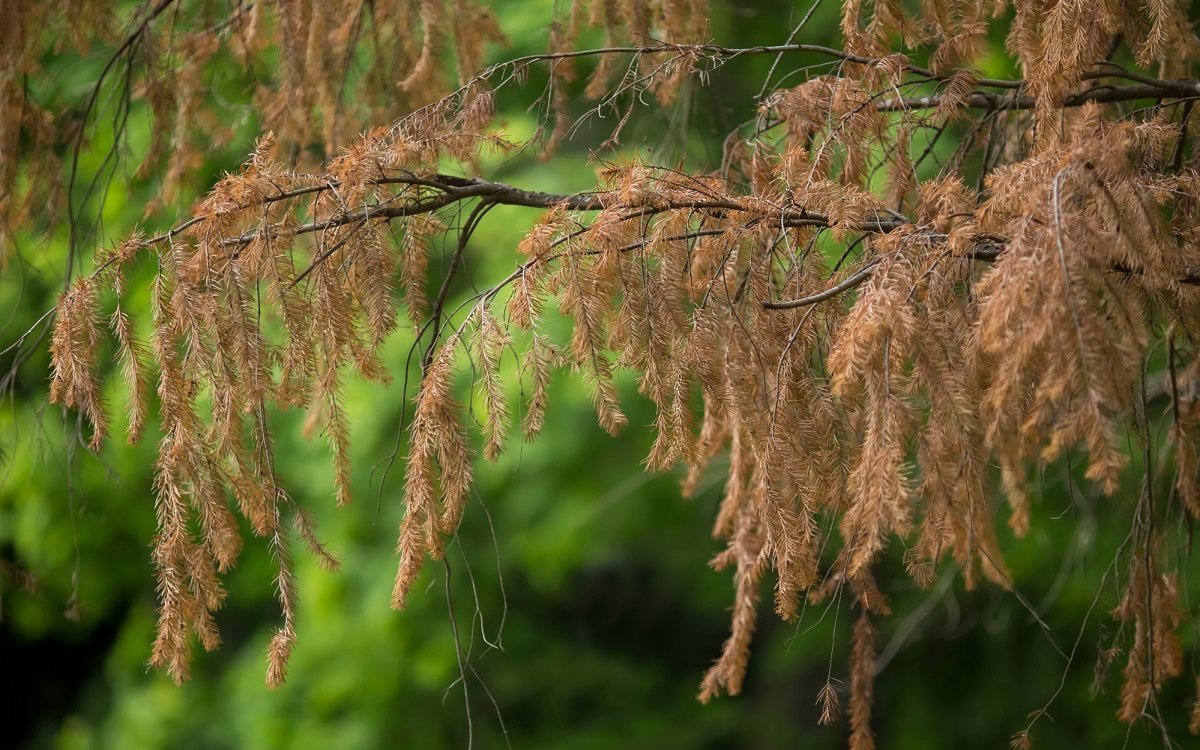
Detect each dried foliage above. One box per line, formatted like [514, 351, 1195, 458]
[12, 0, 1200, 743]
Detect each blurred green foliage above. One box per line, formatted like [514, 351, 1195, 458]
[2, 1, 1196, 748]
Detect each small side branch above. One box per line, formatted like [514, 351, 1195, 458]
[763, 261, 880, 309]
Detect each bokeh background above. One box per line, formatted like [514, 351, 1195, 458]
[2, 1, 1196, 747]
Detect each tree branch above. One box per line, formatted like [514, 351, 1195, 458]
[115, 170, 1200, 317]
[876, 82, 1200, 113]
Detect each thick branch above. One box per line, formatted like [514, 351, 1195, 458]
[877, 82, 1200, 113]
[153, 173, 906, 252]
